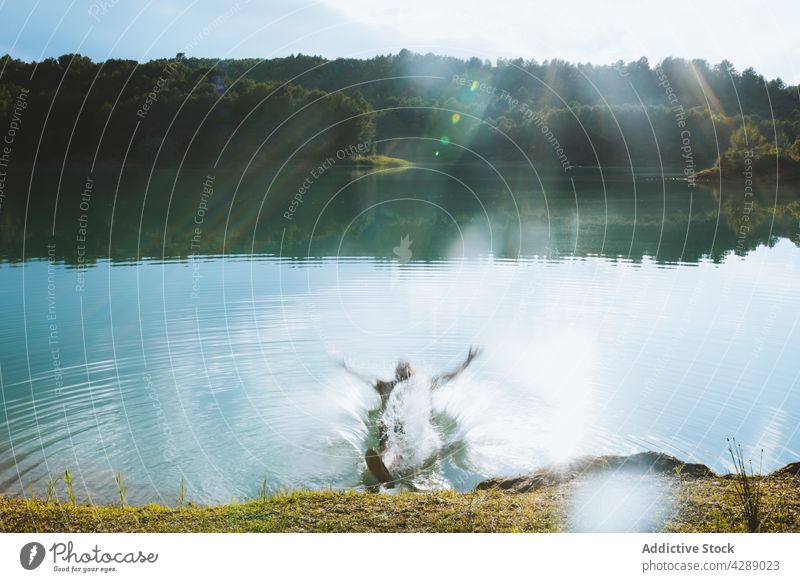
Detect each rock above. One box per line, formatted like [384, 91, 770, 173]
[476, 451, 715, 493]
[476, 471, 570, 493]
[773, 461, 800, 476]
[597, 452, 715, 478]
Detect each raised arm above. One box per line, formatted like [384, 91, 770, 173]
[431, 345, 482, 389]
[340, 359, 377, 386]
[340, 359, 395, 401]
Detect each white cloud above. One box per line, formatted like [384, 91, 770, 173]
[322, 0, 800, 82]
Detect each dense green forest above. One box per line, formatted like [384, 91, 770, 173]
[1, 50, 799, 173]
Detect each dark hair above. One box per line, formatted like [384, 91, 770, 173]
[395, 360, 415, 381]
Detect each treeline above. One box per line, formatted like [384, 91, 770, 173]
[0, 51, 798, 170]
[0, 54, 374, 168]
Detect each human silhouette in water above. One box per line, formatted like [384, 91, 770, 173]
[341, 346, 483, 485]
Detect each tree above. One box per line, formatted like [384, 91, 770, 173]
[790, 136, 800, 162]
[725, 122, 771, 164]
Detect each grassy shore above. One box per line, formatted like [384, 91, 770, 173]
[3, 475, 799, 533]
[341, 154, 412, 167]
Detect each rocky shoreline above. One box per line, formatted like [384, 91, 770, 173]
[476, 451, 799, 493]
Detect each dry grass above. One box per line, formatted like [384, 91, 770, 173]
[663, 475, 800, 533]
[0, 487, 567, 533]
[3, 475, 799, 533]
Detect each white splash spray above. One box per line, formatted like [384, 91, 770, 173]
[380, 375, 443, 474]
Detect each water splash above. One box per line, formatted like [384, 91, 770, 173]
[381, 376, 443, 474]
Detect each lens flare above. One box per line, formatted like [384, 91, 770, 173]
[451, 112, 461, 124]
[439, 135, 450, 145]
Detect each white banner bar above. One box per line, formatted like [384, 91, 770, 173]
[1, 533, 798, 581]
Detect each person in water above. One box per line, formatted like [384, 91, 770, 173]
[341, 346, 483, 485]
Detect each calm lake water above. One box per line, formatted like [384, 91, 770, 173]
[1, 165, 799, 504]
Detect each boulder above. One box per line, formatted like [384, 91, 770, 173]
[476, 451, 714, 493]
[772, 461, 800, 476]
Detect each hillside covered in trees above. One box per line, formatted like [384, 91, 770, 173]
[0, 50, 798, 174]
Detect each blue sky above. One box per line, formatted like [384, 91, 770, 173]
[1, 0, 799, 82]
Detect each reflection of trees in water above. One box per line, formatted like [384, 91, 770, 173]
[711, 186, 800, 256]
[3, 168, 799, 266]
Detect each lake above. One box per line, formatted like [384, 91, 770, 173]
[1, 164, 799, 504]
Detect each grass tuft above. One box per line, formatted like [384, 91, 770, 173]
[176, 477, 186, 509]
[64, 469, 76, 506]
[45, 476, 59, 504]
[114, 472, 126, 508]
[257, 479, 269, 502]
[726, 438, 763, 532]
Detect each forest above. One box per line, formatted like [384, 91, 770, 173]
[0, 50, 798, 174]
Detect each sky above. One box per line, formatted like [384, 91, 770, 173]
[1, 0, 799, 82]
